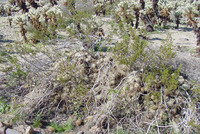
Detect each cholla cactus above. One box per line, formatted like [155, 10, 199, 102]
[40, 3, 51, 24]
[158, 0, 173, 28]
[9, 0, 16, 6]
[115, 0, 141, 28]
[14, 14, 28, 42]
[27, 0, 39, 9]
[140, 0, 145, 10]
[0, 4, 6, 16]
[184, 3, 200, 49]
[183, 3, 198, 26]
[63, 0, 76, 15]
[93, 0, 107, 16]
[170, 2, 184, 29]
[16, 0, 28, 13]
[94, 3, 105, 16]
[5, 5, 12, 16]
[49, 0, 58, 6]
[46, 5, 63, 26]
[191, 0, 200, 16]
[115, 1, 135, 27]
[142, 1, 155, 23]
[8, 17, 13, 27]
[139, 1, 154, 31]
[153, 0, 159, 17]
[130, 1, 141, 28]
[28, 7, 42, 29]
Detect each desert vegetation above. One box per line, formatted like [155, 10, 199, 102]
[0, 0, 200, 134]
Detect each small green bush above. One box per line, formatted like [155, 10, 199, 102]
[50, 118, 73, 133]
[33, 113, 42, 128]
[112, 26, 147, 69]
[0, 97, 10, 114]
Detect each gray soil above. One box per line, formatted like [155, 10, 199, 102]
[149, 28, 200, 81]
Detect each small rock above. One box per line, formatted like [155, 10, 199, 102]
[85, 116, 93, 122]
[89, 126, 102, 134]
[6, 128, 21, 134]
[0, 122, 12, 134]
[0, 125, 5, 134]
[66, 132, 73, 134]
[25, 126, 34, 134]
[96, 95, 102, 101]
[178, 76, 184, 84]
[47, 126, 54, 133]
[77, 131, 84, 134]
[182, 83, 189, 89]
[151, 105, 158, 110]
[0, 122, 4, 128]
[179, 38, 189, 41]
[1, 122, 12, 128]
[75, 119, 82, 127]
[167, 99, 175, 108]
[13, 125, 25, 133]
[141, 87, 145, 92]
[144, 87, 150, 92]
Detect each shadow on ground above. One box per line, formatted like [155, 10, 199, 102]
[179, 27, 193, 32]
[0, 39, 14, 43]
[150, 37, 163, 41]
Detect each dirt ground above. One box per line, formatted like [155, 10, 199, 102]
[149, 26, 200, 81]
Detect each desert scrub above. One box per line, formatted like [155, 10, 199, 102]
[148, 33, 176, 70]
[0, 97, 10, 114]
[0, 48, 27, 87]
[50, 118, 73, 133]
[66, 9, 106, 51]
[112, 24, 147, 69]
[32, 113, 42, 128]
[143, 33, 179, 92]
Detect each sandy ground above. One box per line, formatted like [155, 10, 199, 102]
[149, 26, 200, 81]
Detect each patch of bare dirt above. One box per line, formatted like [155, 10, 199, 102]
[149, 27, 200, 81]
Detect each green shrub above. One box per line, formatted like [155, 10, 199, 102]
[50, 118, 73, 133]
[0, 97, 10, 114]
[33, 113, 42, 128]
[28, 23, 57, 44]
[112, 26, 147, 68]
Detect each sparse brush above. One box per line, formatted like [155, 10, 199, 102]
[112, 25, 147, 69]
